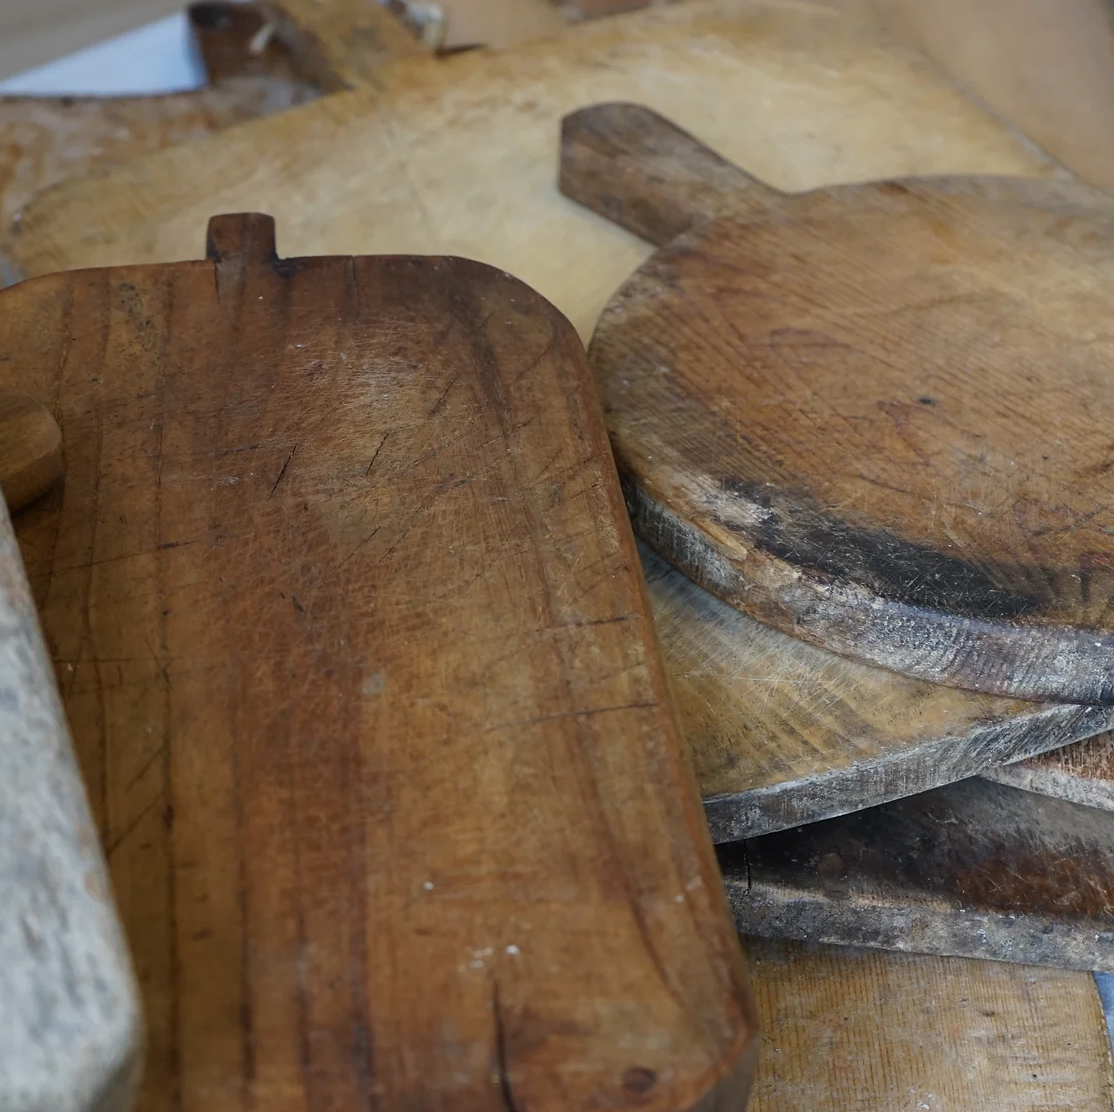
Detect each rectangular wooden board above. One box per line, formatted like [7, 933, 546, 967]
[1, 216, 758, 1111]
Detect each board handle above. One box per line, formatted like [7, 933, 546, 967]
[560, 103, 781, 245]
[0, 388, 63, 513]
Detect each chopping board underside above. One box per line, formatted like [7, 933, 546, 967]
[727, 777, 1114, 971]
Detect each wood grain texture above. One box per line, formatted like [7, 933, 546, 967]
[0, 2, 324, 269]
[986, 732, 1114, 813]
[0, 388, 64, 513]
[724, 777, 1114, 970]
[4, 0, 1059, 336]
[744, 938, 1114, 1112]
[1, 214, 757, 1112]
[563, 102, 1114, 703]
[643, 547, 1114, 842]
[258, 0, 423, 91]
[8, 0, 1099, 852]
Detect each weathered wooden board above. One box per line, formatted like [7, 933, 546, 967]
[986, 733, 1114, 813]
[0, 497, 141, 1111]
[562, 101, 1114, 704]
[643, 547, 1114, 841]
[0, 1, 324, 267]
[4, 0, 1059, 334]
[744, 938, 1114, 1112]
[723, 776, 1114, 970]
[2, 214, 758, 1111]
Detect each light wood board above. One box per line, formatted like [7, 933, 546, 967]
[0, 1, 328, 271]
[744, 937, 1114, 1112]
[822, 0, 1114, 190]
[5, 0, 1059, 339]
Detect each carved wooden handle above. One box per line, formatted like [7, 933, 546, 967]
[559, 102, 782, 245]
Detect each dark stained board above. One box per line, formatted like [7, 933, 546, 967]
[560, 101, 1114, 704]
[722, 776, 1114, 970]
[1, 215, 757, 1111]
[642, 547, 1114, 842]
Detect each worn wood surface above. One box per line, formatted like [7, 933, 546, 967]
[986, 732, 1114, 813]
[258, 0, 423, 90]
[724, 776, 1114, 970]
[562, 101, 1114, 704]
[4, 0, 1058, 329]
[745, 938, 1114, 1112]
[643, 547, 1114, 841]
[0, 388, 64, 513]
[0, 489, 142, 1112]
[0, 1, 324, 267]
[8, 0, 1097, 844]
[1, 213, 757, 1112]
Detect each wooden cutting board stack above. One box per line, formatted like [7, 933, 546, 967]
[5, 1, 1114, 1109]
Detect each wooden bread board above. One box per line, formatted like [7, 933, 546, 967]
[562, 101, 1114, 705]
[2, 214, 758, 1112]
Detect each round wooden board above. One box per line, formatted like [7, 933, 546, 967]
[570, 103, 1114, 702]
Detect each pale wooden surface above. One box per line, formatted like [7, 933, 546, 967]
[0, 487, 141, 1112]
[745, 938, 1114, 1112]
[822, 0, 1114, 189]
[0, 3, 327, 271]
[5, 0, 1058, 338]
